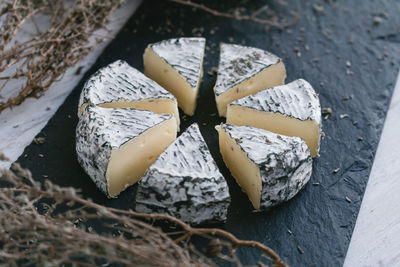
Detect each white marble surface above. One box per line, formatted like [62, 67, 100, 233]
[0, 2, 399, 266]
[343, 73, 400, 267]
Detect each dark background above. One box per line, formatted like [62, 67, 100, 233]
[17, 0, 400, 266]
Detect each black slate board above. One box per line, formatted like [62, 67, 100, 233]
[16, 0, 400, 266]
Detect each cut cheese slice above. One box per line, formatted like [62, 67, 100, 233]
[76, 106, 177, 198]
[227, 79, 322, 157]
[216, 124, 312, 211]
[214, 43, 286, 117]
[136, 123, 230, 224]
[78, 60, 180, 128]
[143, 37, 205, 116]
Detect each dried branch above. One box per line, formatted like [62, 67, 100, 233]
[168, 0, 298, 28]
[0, 0, 123, 113]
[0, 163, 287, 266]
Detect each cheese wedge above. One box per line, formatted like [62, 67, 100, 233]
[78, 60, 180, 128]
[136, 123, 231, 224]
[214, 43, 286, 117]
[76, 106, 177, 198]
[216, 124, 312, 211]
[143, 37, 205, 116]
[227, 79, 322, 157]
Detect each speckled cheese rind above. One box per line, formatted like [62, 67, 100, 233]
[149, 37, 205, 89]
[76, 105, 172, 197]
[230, 79, 321, 123]
[214, 43, 282, 96]
[220, 124, 312, 210]
[78, 60, 175, 114]
[228, 79, 322, 156]
[135, 123, 231, 224]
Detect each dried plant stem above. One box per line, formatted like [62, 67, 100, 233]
[168, 0, 299, 28]
[0, 162, 287, 266]
[73, 198, 286, 266]
[0, 0, 123, 113]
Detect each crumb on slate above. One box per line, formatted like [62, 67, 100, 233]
[342, 94, 354, 101]
[322, 107, 332, 120]
[33, 137, 46, 145]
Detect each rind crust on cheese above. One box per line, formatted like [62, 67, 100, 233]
[144, 37, 205, 116]
[213, 43, 286, 117]
[214, 44, 281, 96]
[76, 105, 175, 197]
[217, 124, 312, 211]
[78, 59, 175, 108]
[149, 37, 205, 90]
[227, 79, 322, 157]
[229, 79, 321, 123]
[135, 123, 231, 224]
[77, 60, 179, 127]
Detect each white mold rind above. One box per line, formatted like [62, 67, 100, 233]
[135, 123, 231, 224]
[221, 124, 312, 210]
[76, 105, 171, 196]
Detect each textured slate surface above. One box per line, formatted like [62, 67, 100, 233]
[17, 0, 400, 266]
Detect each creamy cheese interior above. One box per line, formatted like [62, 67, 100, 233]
[79, 99, 180, 129]
[215, 61, 286, 117]
[143, 47, 201, 116]
[227, 106, 320, 157]
[105, 117, 177, 197]
[216, 125, 262, 210]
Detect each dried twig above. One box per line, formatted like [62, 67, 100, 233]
[168, 0, 298, 28]
[0, 0, 123, 113]
[0, 163, 287, 266]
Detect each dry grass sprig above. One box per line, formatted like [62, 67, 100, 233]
[0, 0, 124, 113]
[0, 163, 287, 266]
[168, 0, 299, 29]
